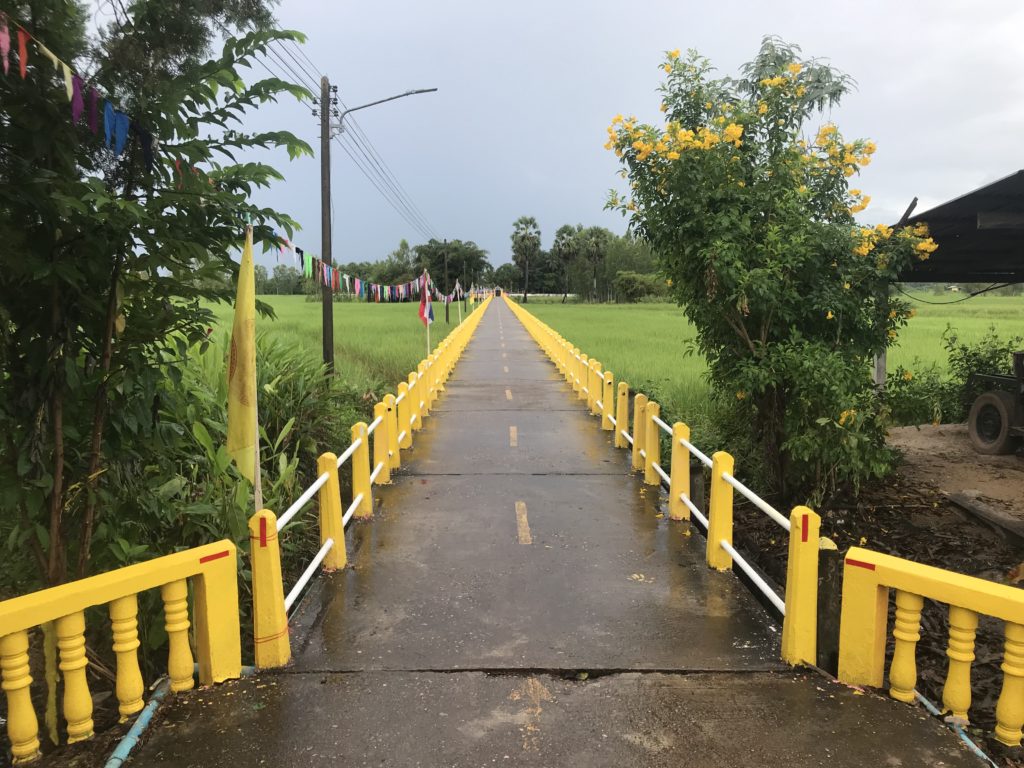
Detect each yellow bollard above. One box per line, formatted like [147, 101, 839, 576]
[631, 393, 647, 471]
[109, 594, 145, 721]
[615, 382, 630, 448]
[669, 423, 691, 520]
[0, 630, 40, 762]
[837, 549, 889, 688]
[317, 453, 347, 569]
[995, 622, 1024, 746]
[644, 401, 661, 486]
[397, 384, 412, 449]
[248, 509, 292, 669]
[55, 610, 93, 743]
[351, 421, 373, 518]
[571, 348, 581, 393]
[581, 354, 592, 402]
[590, 362, 602, 416]
[601, 371, 614, 431]
[706, 451, 734, 571]
[373, 402, 391, 485]
[408, 372, 422, 432]
[781, 506, 820, 666]
[417, 361, 430, 417]
[385, 394, 400, 469]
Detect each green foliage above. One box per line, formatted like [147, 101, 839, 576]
[612, 271, 669, 302]
[0, 0, 311, 585]
[604, 37, 939, 502]
[510, 216, 541, 302]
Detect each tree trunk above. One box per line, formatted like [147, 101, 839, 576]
[77, 255, 122, 578]
[46, 283, 66, 586]
[523, 261, 529, 303]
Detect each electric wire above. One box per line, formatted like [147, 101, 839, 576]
[895, 283, 1012, 305]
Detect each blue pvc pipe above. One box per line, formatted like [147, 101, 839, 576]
[104, 666, 257, 768]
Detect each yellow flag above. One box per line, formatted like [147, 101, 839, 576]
[227, 226, 258, 483]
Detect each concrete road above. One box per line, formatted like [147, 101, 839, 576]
[130, 299, 975, 767]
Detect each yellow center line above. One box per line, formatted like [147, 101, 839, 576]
[509, 425, 518, 447]
[503, 366, 509, 373]
[515, 500, 532, 545]
[502, 352, 507, 358]
[505, 389, 513, 400]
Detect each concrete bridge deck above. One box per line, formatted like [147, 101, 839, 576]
[130, 299, 975, 767]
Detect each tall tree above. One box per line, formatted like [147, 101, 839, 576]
[551, 224, 581, 303]
[510, 216, 541, 303]
[0, 0, 310, 584]
[578, 226, 613, 302]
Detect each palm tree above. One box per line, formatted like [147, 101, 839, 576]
[551, 224, 581, 303]
[579, 226, 612, 302]
[510, 216, 541, 303]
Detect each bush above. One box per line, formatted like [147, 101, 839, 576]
[613, 271, 669, 302]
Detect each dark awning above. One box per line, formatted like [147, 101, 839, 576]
[899, 170, 1024, 283]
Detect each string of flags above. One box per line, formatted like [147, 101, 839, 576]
[270, 230, 476, 305]
[0, 13, 159, 170]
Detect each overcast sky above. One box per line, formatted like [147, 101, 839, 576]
[231, 0, 1024, 270]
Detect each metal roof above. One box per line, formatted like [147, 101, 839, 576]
[899, 170, 1024, 283]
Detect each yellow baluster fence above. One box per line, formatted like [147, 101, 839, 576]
[838, 547, 1024, 747]
[0, 541, 242, 763]
[501, 294, 822, 668]
[248, 295, 492, 671]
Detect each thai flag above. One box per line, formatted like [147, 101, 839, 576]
[419, 271, 434, 326]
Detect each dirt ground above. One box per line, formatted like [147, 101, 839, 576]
[889, 423, 1024, 525]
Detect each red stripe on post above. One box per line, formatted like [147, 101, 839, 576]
[259, 517, 268, 548]
[801, 514, 809, 543]
[845, 557, 876, 571]
[199, 550, 230, 564]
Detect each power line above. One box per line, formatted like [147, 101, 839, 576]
[895, 283, 1011, 305]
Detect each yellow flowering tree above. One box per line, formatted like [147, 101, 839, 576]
[606, 37, 938, 502]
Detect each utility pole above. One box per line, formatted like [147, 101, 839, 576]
[319, 75, 335, 372]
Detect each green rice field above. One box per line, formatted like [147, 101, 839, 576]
[522, 295, 1024, 424]
[209, 296, 461, 393]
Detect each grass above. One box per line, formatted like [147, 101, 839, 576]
[522, 295, 1024, 426]
[209, 296, 461, 394]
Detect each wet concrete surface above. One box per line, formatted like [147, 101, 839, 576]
[136, 671, 975, 767]
[127, 299, 976, 766]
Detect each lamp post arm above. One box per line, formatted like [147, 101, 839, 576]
[333, 88, 438, 135]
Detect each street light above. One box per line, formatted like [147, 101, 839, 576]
[319, 82, 438, 372]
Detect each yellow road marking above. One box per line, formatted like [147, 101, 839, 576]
[502, 352, 507, 358]
[501, 342, 505, 348]
[509, 426, 518, 447]
[505, 389, 513, 400]
[503, 366, 509, 373]
[515, 501, 532, 545]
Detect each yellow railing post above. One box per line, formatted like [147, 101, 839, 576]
[781, 506, 820, 666]
[589, 361, 601, 415]
[942, 605, 978, 722]
[571, 348, 581, 393]
[996, 622, 1024, 746]
[385, 393, 400, 469]
[161, 579, 195, 692]
[373, 402, 391, 485]
[417, 362, 430, 418]
[837, 550, 889, 688]
[644, 401, 661, 486]
[578, 353, 589, 402]
[317, 452, 347, 569]
[0, 630, 40, 762]
[631, 393, 647, 471]
[408, 372, 422, 432]
[109, 594, 144, 721]
[889, 589, 924, 703]
[248, 509, 291, 669]
[706, 451, 734, 571]
[615, 382, 629, 448]
[351, 421, 373, 518]
[669, 423, 691, 520]
[601, 371, 614, 431]
[56, 611, 93, 743]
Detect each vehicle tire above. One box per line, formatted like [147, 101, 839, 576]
[968, 390, 1020, 455]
